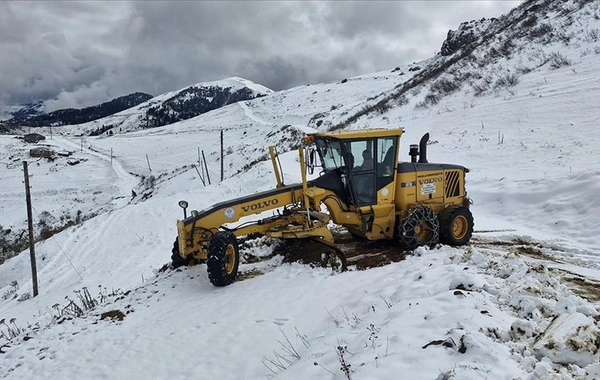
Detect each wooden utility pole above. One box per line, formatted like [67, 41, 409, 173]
[220, 130, 224, 182]
[23, 161, 39, 297]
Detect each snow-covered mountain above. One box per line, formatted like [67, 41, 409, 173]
[0, 93, 154, 134]
[1, 102, 46, 121]
[1, 0, 600, 379]
[60, 77, 273, 136]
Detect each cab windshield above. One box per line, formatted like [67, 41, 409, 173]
[315, 138, 349, 171]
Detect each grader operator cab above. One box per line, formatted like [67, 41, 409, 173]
[172, 128, 473, 286]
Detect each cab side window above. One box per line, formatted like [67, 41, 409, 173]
[376, 138, 396, 189]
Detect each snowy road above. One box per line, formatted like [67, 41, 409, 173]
[54, 136, 139, 208]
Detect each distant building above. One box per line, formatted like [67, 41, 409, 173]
[24, 133, 46, 143]
[29, 147, 55, 158]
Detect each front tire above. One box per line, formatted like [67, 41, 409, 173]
[171, 238, 190, 268]
[207, 231, 240, 286]
[439, 206, 473, 246]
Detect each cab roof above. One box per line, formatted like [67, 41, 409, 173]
[307, 128, 404, 141]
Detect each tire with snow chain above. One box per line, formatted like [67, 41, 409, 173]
[439, 206, 473, 246]
[207, 231, 240, 286]
[171, 238, 190, 268]
[397, 206, 439, 250]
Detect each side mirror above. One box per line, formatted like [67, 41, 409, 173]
[306, 148, 316, 175]
[178, 200, 189, 219]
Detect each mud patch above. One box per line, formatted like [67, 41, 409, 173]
[562, 276, 600, 303]
[272, 232, 409, 271]
[100, 310, 125, 321]
[512, 245, 557, 262]
[472, 237, 558, 262]
[236, 269, 266, 282]
[275, 238, 346, 271]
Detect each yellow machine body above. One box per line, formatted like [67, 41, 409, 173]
[174, 128, 472, 284]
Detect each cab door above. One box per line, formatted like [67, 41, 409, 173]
[348, 139, 377, 207]
[347, 137, 398, 238]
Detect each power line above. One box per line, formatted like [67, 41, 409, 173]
[31, 204, 84, 282]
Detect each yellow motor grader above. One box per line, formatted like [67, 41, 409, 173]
[172, 128, 473, 286]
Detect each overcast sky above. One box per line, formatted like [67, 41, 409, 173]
[0, 1, 520, 113]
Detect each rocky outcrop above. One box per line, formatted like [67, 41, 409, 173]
[440, 18, 498, 56]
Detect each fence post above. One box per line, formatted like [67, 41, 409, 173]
[220, 130, 224, 181]
[202, 150, 211, 185]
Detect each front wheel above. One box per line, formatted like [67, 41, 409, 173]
[439, 206, 473, 246]
[171, 238, 191, 268]
[207, 231, 240, 286]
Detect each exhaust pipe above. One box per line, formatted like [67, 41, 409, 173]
[409, 144, 419, 163]
[418, 133, 429, 164]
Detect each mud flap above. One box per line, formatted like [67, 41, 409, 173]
[360, 208, 375, 235]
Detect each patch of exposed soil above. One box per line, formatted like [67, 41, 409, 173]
[100, 310, 125, 321]
[271, 231, 409, 271]
[236, 269, 266, 282]
[333, 232, 409, 270]
[472, 237, 557, 262]
[512, 245, 557, 262]
[561, 275, 600, 303]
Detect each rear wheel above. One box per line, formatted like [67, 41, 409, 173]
[397, 206, 439, 250]
[439, 206, 473, 246]
[207, 231, 240, 286]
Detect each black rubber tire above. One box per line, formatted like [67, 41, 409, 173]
[171, 238, 190, 268]
[439, 206, 474, 246]
[397, 206, 440, 250]
[207, 231, 240, 286]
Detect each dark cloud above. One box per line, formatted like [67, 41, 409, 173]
[0, 1, 519, 113]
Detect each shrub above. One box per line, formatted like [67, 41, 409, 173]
[585, 28, 599, 42]
[522, 14, 538, 28]
[415, 94, 440, 109]
[17, 293, 31, 302]
[430, 77, 461, 95]
[494, 73, 519, 88]
[393, 94, 408, 106]
[498, 39, 516, 57]
[515, 64, 533, 74]
[373, 102, 391, 115]
[2, 281, 18, 301]
[548, 52, 573, 69]
[472, 81, 490, 96]
[530, 23, 553, 39]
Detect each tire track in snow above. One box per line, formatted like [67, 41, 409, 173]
[238, 101, 317, 134]
[238, 100, 271, 125]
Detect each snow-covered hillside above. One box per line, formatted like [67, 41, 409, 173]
[1, 0, 600, 379]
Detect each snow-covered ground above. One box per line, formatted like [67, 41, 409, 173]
[2, 1, 600, 378]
